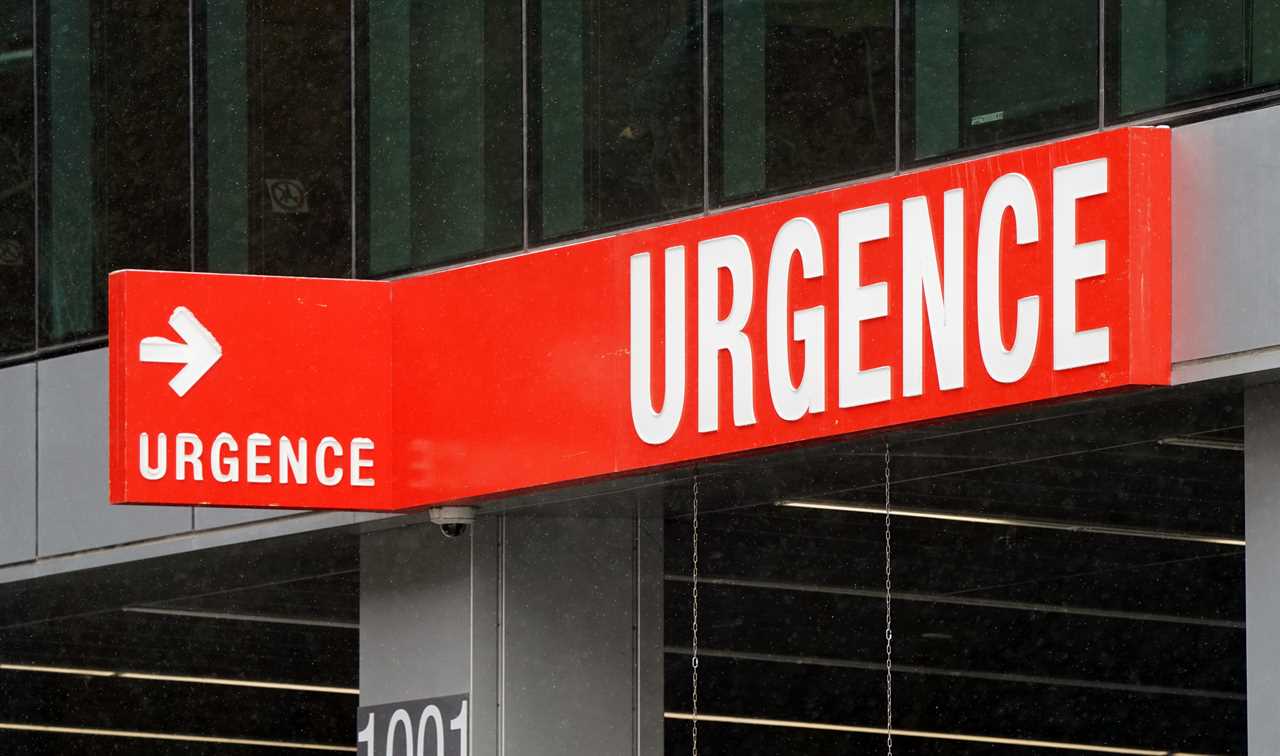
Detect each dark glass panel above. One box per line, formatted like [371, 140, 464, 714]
[245, 1, 351, 277]
[361, 0, 522, 276]
[1108, 0, 1280, 120]
[903, 0, 1098, 164]
[198, 0, 352, 278]
[529, 0, 702, 245]
[40, 0, 191, 345]
[710, 0, 893, 206]
[201, 0, 248, 274]
[0, 0, 33, 356]
[665, 388, 1246, 755]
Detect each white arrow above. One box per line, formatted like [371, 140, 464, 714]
[139, 306, 223, 397]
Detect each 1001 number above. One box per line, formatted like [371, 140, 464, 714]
[357, 699, 467, 756]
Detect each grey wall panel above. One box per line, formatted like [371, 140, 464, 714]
[37, 349, 191, 556]
[502, 503, 637, 756]
[360, 521, 471, 706]
[0, 364, 36, 566]
[1246, 383, 1280, 752]
[1172, 104, 1280, 366]
[0, 510, 379, 584]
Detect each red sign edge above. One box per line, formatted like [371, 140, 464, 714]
[108, 271, 126, 505]
[1125, 127, 1172, 386]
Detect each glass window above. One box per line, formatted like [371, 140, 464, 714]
[0, 0, 33, 357]
[1108, 0, 1280, 121]
[903, 0, 1099, 164]
[0, 530, 360, 754]
[665, 387, 1245, 754]
[529, 0, 702, 245]
[199, 0, 353, 278]
[360, 0, 522, 277]
[200, 0, 248, 275]
[40, 0, 192, 346]
[710, 0, 893, 206]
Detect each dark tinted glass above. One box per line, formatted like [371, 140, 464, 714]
[40, 0, 191, 346]
[361, 0, 522, 276]
[710, 0, 893, 205]
[529, 0, 702, 245]
[198, 1, 351, 278]
[903, 0, 1098, 164]
[0, 0, 33, 356]
[1108, 0, 1280, 120]
[1, 530, 360, 754]
[665, 389, 1245, 755]
[201, 0, 248, 274]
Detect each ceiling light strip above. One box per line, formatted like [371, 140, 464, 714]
[0, 663, 116, 677]
[122, 606, 360, 630]
[1158, 437, 1244, 452]
[663, 712, 1214, 755]
[0, 723, 355, 752]
[118, 672, 359, 695]
[664, 574, 1245, 629]
[667, 646, 1244, 701]
[778, 500, 1246, 547]
[0, 663, 357, 695]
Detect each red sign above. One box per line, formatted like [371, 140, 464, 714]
[110, 275, 393, 509]
[110, 127, 1170, 511]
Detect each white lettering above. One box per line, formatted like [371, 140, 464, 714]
[902, 189, 964, 397]
[316, 436, 343, 486]
[838, 204, 892, 408]
[175, 432, 203, 481]
[1053, 158, 1110, 370]
[139, 432, 166, 481]
[629, 248, 686, 445]
[978, 173, 1041, 383]
[766, 217, 825, 422]
[246, 432, 271, 484]
[279, 436, 307, 485]
[614, 159, 1124, 445]
[450, 700, 468, 756]
[211, 432, 239, 483]
[135, 431, 376, 488]
[350, 438, 375, 487]
[698, 235, 756, 432]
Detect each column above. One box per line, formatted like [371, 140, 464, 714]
[1245, 382, 1280, 750]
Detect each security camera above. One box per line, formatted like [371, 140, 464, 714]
[428, 506, 476, 538]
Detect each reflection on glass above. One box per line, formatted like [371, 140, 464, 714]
[0, 0, 33, 356]
[530, 0, 702, 244]
[903, 0, 1098, 163]
[240, 1, 351, 277]
[203, 0, 248, 275]
[362, 0, 522, 277]
[41, 0, 191, 346]
[711, 0, 893, 205]
[1109, 0, 1280, 120]
[201, 0, 353, 277]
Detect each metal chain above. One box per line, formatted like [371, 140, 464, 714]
[884, 443, 894, 756]
[691, 476, 700, 756]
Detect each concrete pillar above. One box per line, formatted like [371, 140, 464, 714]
[359, 491, 664, 755]
[360, 522, 472, 705]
